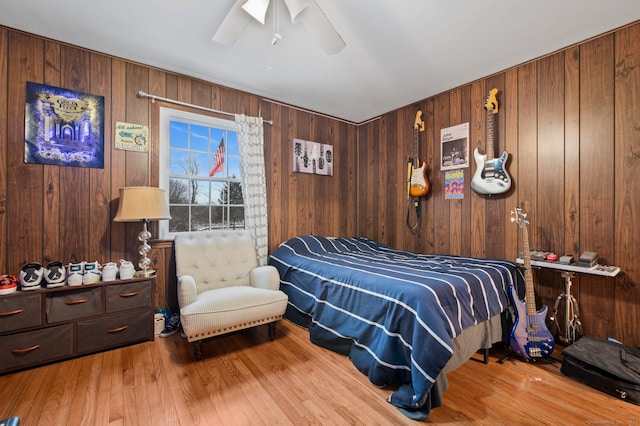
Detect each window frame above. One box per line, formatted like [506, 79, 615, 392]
[159, 107, 243, 238]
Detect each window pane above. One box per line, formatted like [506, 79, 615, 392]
[192, 179, 210, 204]
[169, 178, 190, 204]
[169, 205, 189, 233]
[209, 152, 226, 177]
[210, 129, 225, 151]
[210, 205, 224, 228]
[170, 121, 188, 149]
[190, 124, 208, 152]
[229, 206, 245, 229]
[191, 205, 209, 231]
[211, 181, 226, 205]
[170, 148, 190, 175]
[227, 156, 241, 178]
[228, 181, 244, 204]
[227, 132, 239, 155]
[190, 152, 208, 177]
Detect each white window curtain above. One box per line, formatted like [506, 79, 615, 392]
[235, 114, 269, 265]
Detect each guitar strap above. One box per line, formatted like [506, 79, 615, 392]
[406, 197, 421, 234]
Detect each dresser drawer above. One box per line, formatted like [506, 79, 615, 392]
[0, 293, 41, 333]
[0, 324, 73, 371]
[46, 287, 102, 323]
[106, 280, 152, 313]
[77, 310, 152, 353]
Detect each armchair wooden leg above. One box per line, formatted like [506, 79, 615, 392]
[193, 340, 203, 361]
[268, 322, 276, 340]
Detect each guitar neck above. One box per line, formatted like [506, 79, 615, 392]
[486, 110, 495, 159]
[521, 226, 538, 315]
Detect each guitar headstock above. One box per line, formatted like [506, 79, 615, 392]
[414, 110, 425, 132]
[511, 207, 529, 228]
[484, 88, 499, 114]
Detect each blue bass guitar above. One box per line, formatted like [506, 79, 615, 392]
[509, 208, 555, 359]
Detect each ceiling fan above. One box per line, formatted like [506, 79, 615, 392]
[213, 0, 346, 55]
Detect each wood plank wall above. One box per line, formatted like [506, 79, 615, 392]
[1, 21, 639, 346]
[357, 22, 640, 346]
[0, 26, 358, 311]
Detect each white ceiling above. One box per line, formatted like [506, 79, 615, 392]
[1, 0, 640, 123]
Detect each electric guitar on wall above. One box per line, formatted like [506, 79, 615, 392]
[409, 111, 429, 197]
[471, 88, 511, 195]
[509, 208, 555, 360]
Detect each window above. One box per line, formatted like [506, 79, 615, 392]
[160, 108, 243, 237]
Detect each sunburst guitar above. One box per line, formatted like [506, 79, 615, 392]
[509, 208, 555, 359]
[471, 88, 511, 195]
[410, 111, 429, 197]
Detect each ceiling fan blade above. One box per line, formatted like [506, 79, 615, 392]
[283, 0, 310, 23]
[301, 1, 346, 55]
[212, 0, 252, 44]
[242, 0, 270, 25]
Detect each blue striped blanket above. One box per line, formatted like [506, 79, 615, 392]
[268, 236, 516, 417]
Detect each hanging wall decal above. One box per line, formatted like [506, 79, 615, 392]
[292, 138, 333, 176]
[25, 82, 105, 168]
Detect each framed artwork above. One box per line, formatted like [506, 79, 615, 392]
[440, 122, 469, 171]
[25, 82, 105, 168]
[292, 138, 333, 176]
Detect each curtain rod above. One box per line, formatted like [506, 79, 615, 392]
[137, 91, 273, 125]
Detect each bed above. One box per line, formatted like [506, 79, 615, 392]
[268, 236, 519, 419]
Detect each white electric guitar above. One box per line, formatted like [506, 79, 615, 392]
[471, 88, 512, 195]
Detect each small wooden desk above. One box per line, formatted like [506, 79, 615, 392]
[515, 258, 620, 344]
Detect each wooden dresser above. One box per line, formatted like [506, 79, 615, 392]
[0, 277, 154, 374]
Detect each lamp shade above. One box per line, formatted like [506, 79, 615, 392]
[113, 187, 171, 222]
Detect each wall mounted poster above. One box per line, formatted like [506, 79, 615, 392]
[445, 169, 464, 199]
[440, 122, 469, 171]
[292, 138, 333, 176]
[25, 82, 105, 168]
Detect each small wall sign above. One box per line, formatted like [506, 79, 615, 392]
[115, 121, 149, 152]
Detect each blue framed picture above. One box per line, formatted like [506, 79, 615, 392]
[25, 82, 105, 168]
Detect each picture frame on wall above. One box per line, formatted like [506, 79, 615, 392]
[440, 122, 469, 171]
[24, 81, 105, 169]
[292, 138, 333, 176]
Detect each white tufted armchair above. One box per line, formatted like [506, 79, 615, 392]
[174, 230, 288, 360]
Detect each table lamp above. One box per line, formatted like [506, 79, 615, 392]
[113, 186, 171, 277]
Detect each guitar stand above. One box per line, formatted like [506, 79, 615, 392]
[549, 271, 583, 344]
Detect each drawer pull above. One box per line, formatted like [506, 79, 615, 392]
[0, 308, 24, 317]
[120, 291, 140, 298]
[12, 344, 41, 354]
[107, 325, 129, 333]
[65, 298, 89, 305]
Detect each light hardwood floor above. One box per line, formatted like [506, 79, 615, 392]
[1, 320, 639, 425]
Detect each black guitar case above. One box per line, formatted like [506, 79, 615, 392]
[561, 335, 640, 405]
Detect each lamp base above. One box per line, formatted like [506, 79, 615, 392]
[135, 269, 156, 278]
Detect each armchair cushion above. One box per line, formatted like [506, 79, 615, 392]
[180, 286, 287, 341]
